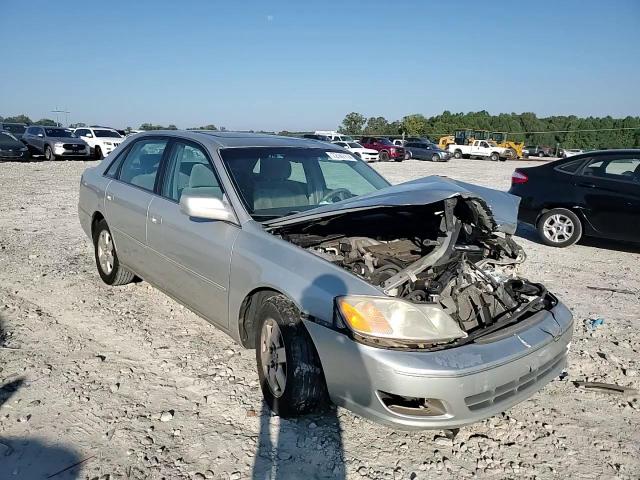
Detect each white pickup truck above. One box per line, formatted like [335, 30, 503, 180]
[447, 140, 511, 161]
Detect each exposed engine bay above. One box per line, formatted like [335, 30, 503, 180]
[272, 197, 555, 346]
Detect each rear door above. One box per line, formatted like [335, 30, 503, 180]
[576, 154, 640, 241]
[146, 139, 240, 329]
[104, 137, 169, 276]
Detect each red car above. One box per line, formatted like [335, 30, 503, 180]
[359, 137, 406, 162]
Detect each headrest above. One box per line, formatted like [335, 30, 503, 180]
[189, 163, 216, 188]
[259, 157, 291, 181]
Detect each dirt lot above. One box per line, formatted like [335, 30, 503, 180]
[1, 157, 639, 479]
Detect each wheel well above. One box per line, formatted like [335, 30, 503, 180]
[238, 288, 283, 348]
[91, 212, 105, 235]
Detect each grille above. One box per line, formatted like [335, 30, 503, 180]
[63, 143, 84, 150]
[464, 351, 566, 411]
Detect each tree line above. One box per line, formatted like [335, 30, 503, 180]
[338, 111, 640, 149]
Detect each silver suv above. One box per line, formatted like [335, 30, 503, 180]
[22, 126, 90, 160]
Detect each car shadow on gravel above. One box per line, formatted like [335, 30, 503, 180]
[0, 313, 85, 479]
[515, 222, 640, 253]
[252, 274, 373, 479]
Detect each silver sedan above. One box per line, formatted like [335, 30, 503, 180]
[78, 131, 573, 429]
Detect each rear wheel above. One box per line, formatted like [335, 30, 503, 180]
[537, 208, 583, 247]
[379, 151, 390, 162]
[44, 145, 55, 161]
[256, 294, 328, 417]
[92, 219, 135, 285]
[453, 149, 462, 159]
[431, 153, 440, 162]
[490, 152, 500, 162]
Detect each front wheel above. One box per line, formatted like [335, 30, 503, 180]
[379, 151, 390, 162]
[431, 153, 440, 162]
[92, 219, 135, 285]
[537, 208, 583, 247]
[95, 146, 103, 160]
[490, 152, 500, 162]
[256, 294, 328, 417]
[44, 145, 55, 161]
[453, 150, 462, 159]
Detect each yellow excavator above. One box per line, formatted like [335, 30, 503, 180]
[488, 132, 524, 159]
[438, 130, 523, 159]
[437, 130, 487, 150]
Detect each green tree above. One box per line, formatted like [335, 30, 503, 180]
[339, 112, 366, 135]
[34, 118, 58, 126]
[188, 124, 217, 130]
[363, 116, 390, 135]
[401, 114, 429, 136]
[4, 114, 33, 124]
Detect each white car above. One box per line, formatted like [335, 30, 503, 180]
[333, 141, 379, 162]
[562, 148, 584, 158]
[73, 127, 125, 159]
[315, 130, 355, 142]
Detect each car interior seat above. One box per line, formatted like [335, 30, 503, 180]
[181, 163, 223, 199]
[253, 157, 309, 211]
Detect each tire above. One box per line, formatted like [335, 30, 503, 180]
[431, 153, 440, 162]
[538, 151, 545, 158]
[536, 208, 583, 248]
[255, 294, 328, 417]
[379, 151, 390, 162]
[490, 152, 499, 162]
[44, 145, 55, 161]
[95, 146, 103, 160]
[92, 219, 135, 285]
[453, 149, 462, 159]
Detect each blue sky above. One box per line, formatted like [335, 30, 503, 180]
[1, 0, 638, 131]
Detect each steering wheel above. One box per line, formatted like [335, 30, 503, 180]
[319, 188, 352, 204]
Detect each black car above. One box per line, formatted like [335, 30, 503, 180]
[0, 131, 30, 160]
[509, 150, 640, 247]
[523, 145, 554, 158]
[0, 122, 28, 141]
[404, 141, 450, 162]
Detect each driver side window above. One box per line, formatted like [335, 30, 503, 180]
[319, 160, 375, 196]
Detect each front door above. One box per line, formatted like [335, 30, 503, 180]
[145, 140, 239, 328]
[576, 155, 640, 241]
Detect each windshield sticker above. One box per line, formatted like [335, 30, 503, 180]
[326, 151, 356, 161]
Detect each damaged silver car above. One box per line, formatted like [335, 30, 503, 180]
[78, 131, 573, 429]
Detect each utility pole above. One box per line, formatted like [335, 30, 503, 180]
[51, 107, 70, 127]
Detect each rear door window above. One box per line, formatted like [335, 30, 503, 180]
[118, 139, 168, 191]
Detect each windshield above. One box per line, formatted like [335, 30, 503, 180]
[0, 132, 19, 143]
[378, 138, 394, 146]
[220, 147, 390, 220]
[340, 135, 354, 142]
[2, 124, 26, 134]
[94, 129, 123, 138]
[45, 128, 76, 138]
[347, 142, 362, 148]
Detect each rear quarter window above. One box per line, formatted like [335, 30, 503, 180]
[554, 158, 584, 174]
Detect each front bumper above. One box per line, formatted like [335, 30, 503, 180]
[54, 145, 90, 157]
[0, 149, 29, 160]
[305, 301, 573, 429]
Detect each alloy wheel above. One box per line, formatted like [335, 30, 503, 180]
[542, 214, 575, 243]
[260, 318, 287, 398]
[97, 230, 115, 275]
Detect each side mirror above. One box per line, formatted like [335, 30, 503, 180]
[179, 193, 238, 224]
[85, 133, 93, 138]
[37, 133, 44, 138]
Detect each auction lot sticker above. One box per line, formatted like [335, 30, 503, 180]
[326, 151, 356, 161]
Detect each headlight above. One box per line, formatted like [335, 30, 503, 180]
[336, 296, 467, 343]
[20, 147, 28, 151]
[54, 142, 64, 147]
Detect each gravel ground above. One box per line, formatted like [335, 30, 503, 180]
[0, 157, 638, 479]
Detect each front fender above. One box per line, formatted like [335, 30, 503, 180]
[227, 221, 382, 344]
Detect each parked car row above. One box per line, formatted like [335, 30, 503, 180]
[0, 123, 127, 161]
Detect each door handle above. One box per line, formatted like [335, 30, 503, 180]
[106, 194, 113, 201]
[150, 216, 161, 224]
[578, 182, 597, 188]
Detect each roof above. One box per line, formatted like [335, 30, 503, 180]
[130, 130, 333, 149]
